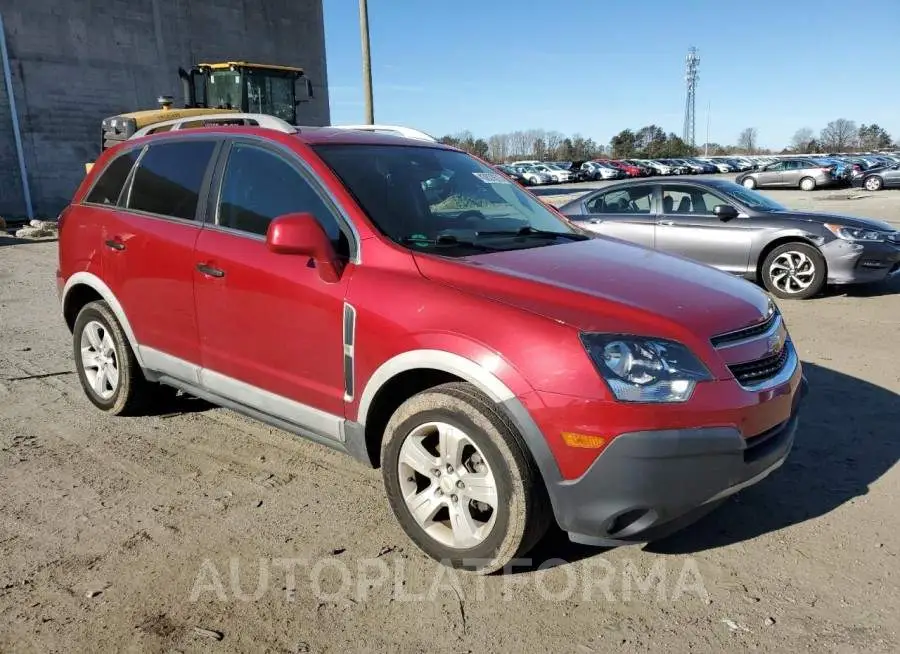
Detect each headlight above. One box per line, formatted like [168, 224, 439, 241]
[824, 223, 887, 242]
[580, 334, 712, 403]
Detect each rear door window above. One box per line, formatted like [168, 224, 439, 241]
[127, 140, 217, 220]
[85, 150, 139, 206]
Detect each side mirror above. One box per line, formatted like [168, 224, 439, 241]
[713, 204, 739, 220]
[266, 213, 342, 283]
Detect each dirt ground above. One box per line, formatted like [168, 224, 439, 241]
[1, 185, 899, 653]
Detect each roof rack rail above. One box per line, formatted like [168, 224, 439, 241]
[131, 113, 297, 139]
[331, 124, 437, 142]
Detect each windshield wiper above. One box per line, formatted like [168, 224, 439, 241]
[399, 234, 500, 252]
[475, 226, 590, 241]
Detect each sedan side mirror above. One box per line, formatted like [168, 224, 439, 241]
[712, 204, 739, 220]
[266, 212, 342, 283]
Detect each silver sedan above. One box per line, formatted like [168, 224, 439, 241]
[558, 178, 900, 299]
[736, 159, 837, 191]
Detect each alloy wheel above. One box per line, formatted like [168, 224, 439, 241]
[397, 421, 498, 549]
[768, 251, 816, 295]
[865, 176, 882, 191]
[79, 320, 120, 400]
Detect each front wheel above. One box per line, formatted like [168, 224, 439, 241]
[761, 242, 826, 300]
[381, 382, 550, 574]
[864, 176, 883, 191]
[742, 177, 757, 189]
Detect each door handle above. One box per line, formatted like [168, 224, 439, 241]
[104, 238, 125, 251]
[657, 220, 675, 226]
[196, 263, 225, 278]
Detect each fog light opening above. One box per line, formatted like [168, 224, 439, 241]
[607, 509, 651, 537]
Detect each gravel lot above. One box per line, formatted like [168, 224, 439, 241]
[1, 182, 898, 653]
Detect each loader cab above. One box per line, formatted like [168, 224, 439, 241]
[181, 62, 314, 125]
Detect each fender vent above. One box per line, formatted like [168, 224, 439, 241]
[342, 303, 356, 400]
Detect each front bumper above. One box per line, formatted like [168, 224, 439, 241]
[823, 238, 900, 284]
[549, 377, 806, 546]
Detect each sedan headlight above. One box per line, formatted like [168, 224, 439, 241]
[580, 334, 711, 403]
[824, 223, 887, 242]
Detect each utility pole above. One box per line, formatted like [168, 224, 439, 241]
[705, 100, 710, 156]
[359, 0, 374, 124]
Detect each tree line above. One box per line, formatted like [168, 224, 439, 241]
[438, 119, 896, 162]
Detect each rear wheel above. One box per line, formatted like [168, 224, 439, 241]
[381, 382, 550, 574]
[742, 177, 757, 189]
[761, 242, 826, 300]
[864, 176, 883, 191]
[799, 177, 817, 191]
[73, 301, 152, 415]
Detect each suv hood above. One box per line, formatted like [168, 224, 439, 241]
[414, 238, 770, 341]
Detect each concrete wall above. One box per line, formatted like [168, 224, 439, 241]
[0, 0, 330, 218]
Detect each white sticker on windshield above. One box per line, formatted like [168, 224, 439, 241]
[473, 171, 511, 184]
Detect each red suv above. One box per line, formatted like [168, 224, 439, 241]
[58, 124, 806, 573]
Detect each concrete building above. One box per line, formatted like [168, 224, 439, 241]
[0, 0, 330, 218]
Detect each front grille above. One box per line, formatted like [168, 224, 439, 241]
[711, 310, 778, 347]
[728, 346, 789, 385]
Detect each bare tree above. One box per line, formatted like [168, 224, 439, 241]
[737, 127, 758, 154]
[791, 127, 814, 152]
[508, 131, 529, 158]
[545, 131, 564, 158]
[487, 134, 508, 162]
[819, 119, 857, 152]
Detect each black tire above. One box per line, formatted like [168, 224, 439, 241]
[72, 300, 153, 415]
[741, 176, 757, 189]
[381, 382, 551, 574]
[761, 242, 826, 300]
[799, 176, 817, 191]
[864, 175, 883, 191]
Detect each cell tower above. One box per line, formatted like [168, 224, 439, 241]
[682, 47, 700, 147]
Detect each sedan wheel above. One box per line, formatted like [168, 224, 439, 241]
[761, 243, 826, 300]
[865, 176, 883, 191]
[799, 177, 816, 191]
[742, 177, 757, 189]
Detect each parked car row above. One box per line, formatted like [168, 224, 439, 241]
[497, 151, 900, 193]
[735, 153, 900, 191]
[496, 157, 758, 185]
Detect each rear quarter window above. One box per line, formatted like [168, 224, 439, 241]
[127, 140, 217, 220]
[85, 150, 139, 205]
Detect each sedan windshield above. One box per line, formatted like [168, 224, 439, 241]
[313, 144, 584, 256]
[716, 182, 787, 212]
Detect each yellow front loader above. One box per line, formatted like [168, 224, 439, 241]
[86, 62, 314, 172]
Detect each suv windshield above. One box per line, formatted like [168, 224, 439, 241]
[313, 144, 583, 256]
